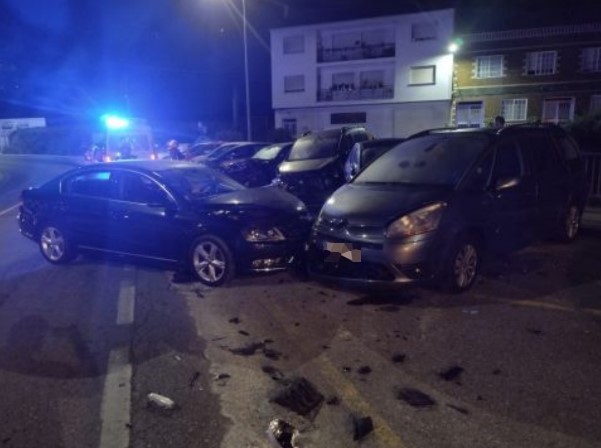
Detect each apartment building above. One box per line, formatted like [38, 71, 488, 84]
[270, 9, 455, 138]
[453, 23, 601, 127]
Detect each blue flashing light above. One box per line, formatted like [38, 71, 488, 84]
[102, 114, 130, 130]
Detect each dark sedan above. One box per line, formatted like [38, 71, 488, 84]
[18, 161, 310, 286]
[220, 142, 293, 187]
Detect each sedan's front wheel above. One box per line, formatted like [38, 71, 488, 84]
[39, 224, 77, 264]
[189, 235, 234, 287]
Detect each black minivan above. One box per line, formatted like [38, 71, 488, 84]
[274, 127, 374, 212]
[308, 124, 589, 292]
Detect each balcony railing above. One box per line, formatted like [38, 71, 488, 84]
[317, 43, 395, 63]
[583, 152, 601, 201]
[318, 86, 394, 102]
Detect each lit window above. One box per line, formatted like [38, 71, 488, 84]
[542, 98, 574, 123]
[501, 99, 528, 122]
[411, 22, 437, 41]
[581, 47, 601, 72]
[284, 75, 305, 93]
[456, 102, 483, 128]
[525, 51, 557, 75]
[409, 65, 436, 85]
[590, 95, 601, 113]
[283, 35, 304, 54]
[475, 55, 504, 78]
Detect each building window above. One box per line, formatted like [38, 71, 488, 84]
[332, 72, 356, 90]
[456, 101, 484, 128]
[542, 98, 574, 123]
[411, 22, 437, 41]
[283, 35, 304, 54]
[525, 51, 557, 75]
[581, 47, 601, 72]
[501, 99, 528, 122]
[590, 95, 601, 113]
[282, 118, 297, 137]
[284, 75, 305, 93]
[331, 112, 367, 125]
[475, 55, 504, 79]
[360, 70, 384, 89]
[409, 65, 436, 85]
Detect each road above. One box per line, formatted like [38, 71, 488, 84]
[1, 155, 600, 448]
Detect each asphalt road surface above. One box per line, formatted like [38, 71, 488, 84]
[1, 155, 600, 448]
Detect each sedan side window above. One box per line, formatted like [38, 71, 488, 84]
[122, 173, 170, 205]
[64, 171, 119, 199]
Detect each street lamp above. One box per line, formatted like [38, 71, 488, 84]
[241, 0, 252, 140]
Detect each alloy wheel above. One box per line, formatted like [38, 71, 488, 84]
[453, 243, 478, 289]
[40, 227, 66, 262]
[193, 241, 227, 284]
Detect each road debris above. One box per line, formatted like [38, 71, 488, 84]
[357, 366, 372, 375]
[527, 328, 543, 335]
[342, 366, 352, 373]
[462, 308, 479, 315]
[492, 369, 502, 375]
[351, 414, 374, 441]
[446, 404, 469, 415]
[189, 371, 201, 388]
[228, 317, 241, 324]
[439, 366, 464, 382]
[262, 365, 285, 381]
[147, 393, 177, 411]
[397, 388, 436, 407]
[391, 353, 406, 364]
[239, 330, 250, 336]
[264, 348, 283, 360]
[266, 419, 299, 448]
[326, 396, 340, 406]
[378, 305, 400, 312]
[230, 342, 265, 356]
[271, 377, 324, 418]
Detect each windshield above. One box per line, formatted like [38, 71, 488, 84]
[288, 130, 340, 161]
[253, 144, 283, 160]
[159, 166, 243, 200]
[354, 133, 490, 187]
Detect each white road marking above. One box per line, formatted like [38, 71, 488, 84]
[99, 266, 136, 448]
[0, 203, 20, 217]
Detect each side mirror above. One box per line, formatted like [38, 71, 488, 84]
[495, 176, 521, 192]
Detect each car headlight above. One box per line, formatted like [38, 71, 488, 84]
[242, 227, 286, 242]
[386, 202, 447, 239]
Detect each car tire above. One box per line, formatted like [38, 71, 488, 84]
[189, 235, 235, 287]
[440, 234, 480, 294]
[38, 224, 77, 264]
[557, 204, 581, 243]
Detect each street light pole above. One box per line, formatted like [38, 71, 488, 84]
[242, 0, 252, 140]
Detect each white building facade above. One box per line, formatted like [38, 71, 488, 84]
[270, 9, 455, 138]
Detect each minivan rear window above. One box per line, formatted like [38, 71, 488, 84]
[288, 130, 340, 161]
[354, 133, 490, 187]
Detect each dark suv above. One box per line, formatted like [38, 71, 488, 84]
[274, 127, 374, 212]
[308, 124, 588, 292]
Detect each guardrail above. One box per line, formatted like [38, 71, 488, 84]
[583, 152, 601, 202]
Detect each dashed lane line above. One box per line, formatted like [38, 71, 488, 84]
[99, 266, 135, 448]
[0, 203, 20, 217]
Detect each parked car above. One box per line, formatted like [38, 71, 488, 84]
[274, 127, 374, 212]
[344, 138, 404, 182]
[184, 141, 223, 160]
[18, 160, 310, 286]
[307, 124, 589, 292]
[220, 142, 293, 187]
[192, 142, 270, 168]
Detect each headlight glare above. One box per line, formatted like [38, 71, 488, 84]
[386, 202, 446, 238]
[243, 227, 285, 242]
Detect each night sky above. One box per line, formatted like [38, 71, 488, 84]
[0, 0, 597, 130]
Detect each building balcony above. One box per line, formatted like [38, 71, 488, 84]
[317, 85, 394, 102]
[317, 43, 395, 63]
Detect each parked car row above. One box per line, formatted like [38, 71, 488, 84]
[19, 123, 588, 293]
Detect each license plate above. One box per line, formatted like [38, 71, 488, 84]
[322, 241, 361, 263]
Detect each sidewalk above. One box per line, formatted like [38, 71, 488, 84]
[582, 206, 601, 231]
